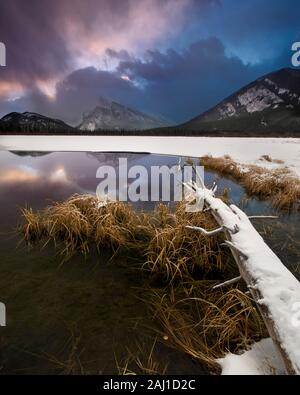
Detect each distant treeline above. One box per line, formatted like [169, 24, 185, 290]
[1, 126, 300, 137]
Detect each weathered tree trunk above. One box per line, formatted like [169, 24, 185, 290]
[186, 179, 300, 375]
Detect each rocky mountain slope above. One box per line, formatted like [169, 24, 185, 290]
[79, 97, 168, 131]
[0, 112, 74, 133]
[182, 68, 300, 132]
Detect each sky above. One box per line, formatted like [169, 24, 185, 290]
[0, 0, 299, 125]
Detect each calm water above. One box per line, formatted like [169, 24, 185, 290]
[0, 150, 299, 374]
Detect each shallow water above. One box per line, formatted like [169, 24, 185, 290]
[0, 150, 299, 374]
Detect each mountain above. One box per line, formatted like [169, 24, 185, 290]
[79, 97, 168, 131]
[182, 68, 300, 133]
[0, 112, 73, 133]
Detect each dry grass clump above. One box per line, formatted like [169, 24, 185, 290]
[201, 155, 300, 211]
[91, 200, 137, 251]
[20, 195, 235, 280]
[21, 201, 91, 259]
[20, 194, 140, 260]
[244, 167, 300, 210]
[21, 207, 45, 242]
[143, 202, 234, 282]
[202, 155, 243, 180]
[148, 281, 267, 371]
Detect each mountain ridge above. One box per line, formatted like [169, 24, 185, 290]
[79, 97, 169, 131]
[0, 111, 74, 133]
[1, 68, 300, 135]
[181, 68, 300, 132]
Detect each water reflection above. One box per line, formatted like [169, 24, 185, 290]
[0, 151, 191, 223]
[0, 150, 299, 274]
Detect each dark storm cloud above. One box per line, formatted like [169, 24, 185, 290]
[1, 37, 270, 125]
[53, 67, 144, 125]
[113, 37, 270, 122]
[105, 49, 132, 62]
[5, 67, 143, 126]
[0, 0, 218, 88]
[0, 0, 298, 123]
[0, 0, 70, 84]
[0, 0, 147, 90]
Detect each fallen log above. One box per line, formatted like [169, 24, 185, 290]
[185, 180, 300, 375]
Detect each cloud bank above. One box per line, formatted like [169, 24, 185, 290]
[0, 0, 298, 124]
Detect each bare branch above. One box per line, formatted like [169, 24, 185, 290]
[212, 276, 242, 290]
[186, 225, 224, 236]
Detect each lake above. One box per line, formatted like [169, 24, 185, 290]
[0, 150, 299, 374]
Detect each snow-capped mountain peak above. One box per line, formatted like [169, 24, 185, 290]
[79, 97, 168, 131]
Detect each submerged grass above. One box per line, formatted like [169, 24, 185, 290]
[201, 155, 300, 211]
[19, 194, 268, 374]
[145, 281, 266, 372]
[117, 338, 168, 375]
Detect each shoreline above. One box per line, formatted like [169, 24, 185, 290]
[1, 135, 300, 177]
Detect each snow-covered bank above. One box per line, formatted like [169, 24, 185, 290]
[1, 136, 300, 177]
[218, 338, 285, 375]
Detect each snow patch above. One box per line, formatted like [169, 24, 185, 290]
[1, 136, 300, 178]
[264, 78, 277, 88]
[238, 87, 283, 113]
[279, 88, 290, 95]
[218, 103, 237, 119]
[218, 338, 285, 375]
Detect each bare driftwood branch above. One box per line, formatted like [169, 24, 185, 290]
[186, 225, 224, 236]
[212, 276, 242, 290]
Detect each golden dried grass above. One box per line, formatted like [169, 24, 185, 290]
[20, 194, 139, 260]
[201, 155, 300, 211]
[143, 202, 234, 281]
[20, 195, 235, 280]
[147, 281, 266, 371]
